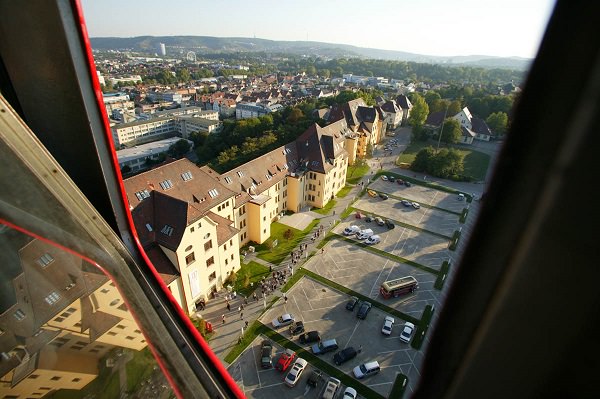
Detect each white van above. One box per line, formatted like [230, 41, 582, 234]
[356, 229, 374, 240]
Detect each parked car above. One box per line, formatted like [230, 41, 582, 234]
[299, 331, 321, 344]
[397, 179, 404, 185]
[307, 370, 324, 388]
[353, 361, 381, 379]
[412, 202, 421, 209]
[404, 181, 412, 187]
[379, 193, 389, 200]
[385, 219, 395, 229]
[333, 347, 358, 365]
[272, 313, 295, 328]
[355, 212, 363, 219]
[289, 321, 305, 335]
[365, 235, 381, 245]
[388, 175, 395, 182]
[342, 387, 358, 399]
[356, 228, 374, 240]
[260, 340, 273, 368]
[367, 189, 377, 197]
[322, 377, 341, 399]
[357, 301, 372, 319]
[275, 348, 296, 371]
[401, 199, 411, 207]
[284, 358, 308, 387]
[375, 217, 384, 225]
[343, 225, 360, 235]
[346, 296, 359, 310]
[365, 214, 374, 222]
[399, 322, 416, 343]
[381, 316, 394, 335]
[312, 338, 339, 355]
[381, 175, 388, 181]
[458, 193, 465, 201]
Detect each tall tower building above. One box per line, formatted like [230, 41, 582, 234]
[159, 43, 166, 56]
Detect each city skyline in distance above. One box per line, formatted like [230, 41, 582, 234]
[80, 0, 556, 59]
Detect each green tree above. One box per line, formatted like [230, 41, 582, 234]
[283, 229, 294, 241]
[441, 119, 462, 145]
[486, 112, 508, 135]
[318, 69, 331, 78]
[430, 99, 451, 114]
[412, 146, 436, 172]
[408, 93, 429, 128]
[411, 125, 429, 142]
[169, 139, 191, 157]
[447, 100, 463, 115]
[176, 68, 191, 82]
[424, 91, 441, 108]
[287, 108, 304, 123]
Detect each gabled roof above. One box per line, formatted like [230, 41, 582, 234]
[396, 94, 413, 110]
[471, 117, 492, 136]
[381, 100, 400, 113]
[425, 111, 446, 127]
[461, 126, 477, 138]
[124, 158, 235, 215]
[295, 120, 348, 174]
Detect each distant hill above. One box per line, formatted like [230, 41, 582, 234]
[90, 35, 531, 70]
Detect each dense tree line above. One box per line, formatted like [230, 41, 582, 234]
[412, 146, 466, 181]
[277, 57, 524, 85]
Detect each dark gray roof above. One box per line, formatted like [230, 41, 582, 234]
[471, 117, 492, 136]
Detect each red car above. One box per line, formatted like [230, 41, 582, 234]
[275, 349, 296, 371]
[355, 212, 362, 219]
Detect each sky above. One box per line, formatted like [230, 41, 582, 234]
[80, 0, 556, 58]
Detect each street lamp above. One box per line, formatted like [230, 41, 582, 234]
[437, 104, 450, 151]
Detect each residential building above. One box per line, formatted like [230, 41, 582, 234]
[381, 100, 402, 130]
[235, 102, 272, 119]
[453, 107, 492, 142]
[0, 236, 146, 399]
[123, 159, 241, 314]
[395, 94, 413, 126]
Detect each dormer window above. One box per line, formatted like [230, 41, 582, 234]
[160, 225, 174, 236]
[208, 189, 219, 198]
[159, 180, 173, 190]
[224, 176, 232, 184]
[135, 190, 150, 201]
[181, 171, 193, 181]
[37, 253, 54, 268]
[237, 171, 244, 177]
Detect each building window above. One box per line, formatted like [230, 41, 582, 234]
[208, 272, 216, 282]
[225, 259, 228, 266]
[135, 189, 150, 201]
[204, 240, 213, 251]
[54, 317, 65, 323]
[101, 288, 110, 293]
[231, 254, 234, 260]
[206, 257, 215, 267]
[208, 188, 219, 198]
[224, 244, 227, 250]
[126, 336, 135, 340]
[160, 225, 174, 236]
[116, 324, 126, 330]
[107, 331, 117, 336]
[51, 376, 61, 381]
[28, 374, 39, 379]
[190, 227, 195, 233]
[159, 179, 173, 190]
[72, 378, 82, 382]
[14, 309, 25, 321]
[185, 252, 196, 265]
[37, 253, 54, 267]
[230, 239, 233, 246]
[181, 171, 193, 181]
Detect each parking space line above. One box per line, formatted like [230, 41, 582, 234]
[250, 344, 262, 387]
[344, 319, 362, 349]
[367, 381, 394, 387]
[243, 381, 285, 393]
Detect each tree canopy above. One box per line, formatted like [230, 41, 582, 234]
[486, 112, 509, 135]
[412, 146, 465, 180]
[408, 93, 429, 128]
[441, 119, 462, 144]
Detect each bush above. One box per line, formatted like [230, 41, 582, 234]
[283, 228, 294, 240]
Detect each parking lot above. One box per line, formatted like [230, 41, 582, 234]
[249, 277, 419, 398]
[333, 220, 451, 272]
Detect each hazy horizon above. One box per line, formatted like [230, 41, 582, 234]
[81, 0, 555, 59]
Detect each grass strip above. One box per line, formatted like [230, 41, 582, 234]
[302, 269, 420, 325]
[460, 207, 469, 223]
[389, 373, 410, 399]
[449, 230, 461, 251]
[316, 233, 337, 249]
[312, 199, 337, 215]
[434, 260, 451, 290]
[233, 261, 270, 297]
[332, 234, 440, 276]
[352, 207, 452, 240]
[411, 305, 435, 350]
[346, 163, 371, 185]
[336, 185, 353, 198]
[340, 206, 355, 219]
[259, 323, 389, 399]
[255, 219, 320, 264]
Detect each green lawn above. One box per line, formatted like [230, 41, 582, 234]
[396, 141, 490, 181]
[336, 185, 353, 198]
[255, 220, 320, 265]
[346, 162, 370, 184]
[126, 348, 156, 392]
[312, 199, 336, 215]
[232, 261, 270, 296]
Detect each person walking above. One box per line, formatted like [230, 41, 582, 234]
[222, 314, 225, 324]
[240, 312, 244, 320]
[245, 320, 249, 328]
[284, 295, 288, 304]
[226, 302, 231, 312]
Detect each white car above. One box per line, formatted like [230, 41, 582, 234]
[272, 313, 295, 328]
[343, 225, 360, 236]
[365, 235, 381, 245]
[381, 316, 394, 335]
[284, 358, 308, 387]
[353, 361, 381, 379]
[342, 386, 357, 399]
[412, 202, 421, 209]
[322, 377, 341, 399]
[400, 322, 416, 343]
[381, 175, 388, 181]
